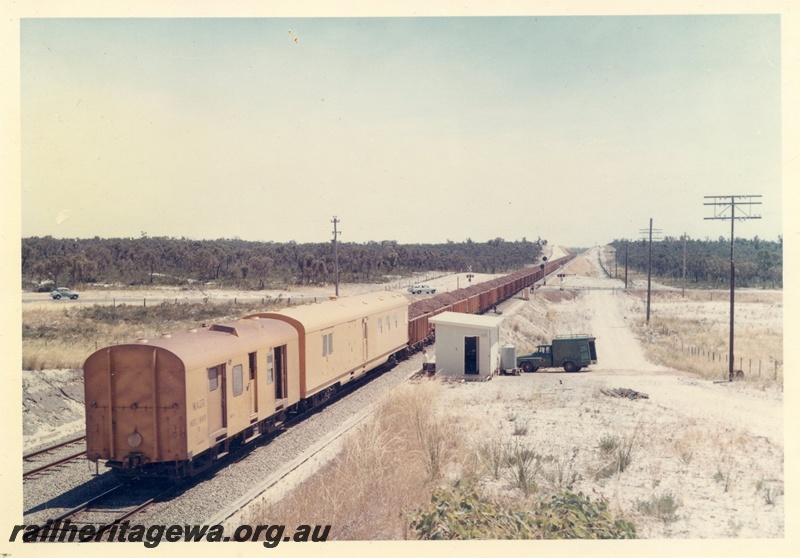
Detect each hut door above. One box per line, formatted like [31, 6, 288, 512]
[465, 336, 479, 374]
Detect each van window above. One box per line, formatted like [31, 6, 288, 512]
[267, 353, 274, 384]
[208, 366, 219, 391]
[323, 332, 333, 356]
[232, 364, 243, 397]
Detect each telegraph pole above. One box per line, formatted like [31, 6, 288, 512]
[704, 195, 762, 382]
[682, 233, 687, 298]
[624, 241, 628, 290]
[331, 216, 341, 297]
[614, 247, 618, 279]
[639, 220, 662, 324]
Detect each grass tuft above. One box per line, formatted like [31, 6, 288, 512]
[636, 493, 680, 523]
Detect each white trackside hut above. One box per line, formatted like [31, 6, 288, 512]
[428, 312, 504, 380]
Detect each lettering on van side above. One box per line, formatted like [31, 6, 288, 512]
[192, 399, 206, 411]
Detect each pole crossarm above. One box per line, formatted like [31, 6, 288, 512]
[703, 195, 762, 220]
[639, 228, 662, 240]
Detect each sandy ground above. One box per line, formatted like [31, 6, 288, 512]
[436, 246, 783, 538]
[22, 369, 86, 450]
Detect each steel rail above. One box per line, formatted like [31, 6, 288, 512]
[23, 435, 86, 460]
[24, 449, 88, 479]
[47, 482, 174, 535]
[49, 484, 127, 523]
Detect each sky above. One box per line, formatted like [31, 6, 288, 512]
[16, 13, 787, 248]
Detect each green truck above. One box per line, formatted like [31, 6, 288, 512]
[516, 334, 597, 373]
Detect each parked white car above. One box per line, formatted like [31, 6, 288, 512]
[407, 284, 436, 294]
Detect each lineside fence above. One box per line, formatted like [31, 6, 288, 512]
[597, 249, 614, 278]
[678, 339, 782, 379]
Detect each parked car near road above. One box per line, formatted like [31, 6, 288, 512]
[407, 284, 436, 294]
[51, 287, 79, 300]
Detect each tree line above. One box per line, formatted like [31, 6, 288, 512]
[22, 236, 547, 291]
[609, 235, 782, 288]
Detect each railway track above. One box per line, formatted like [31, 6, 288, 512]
[24, 435, 87, 479]
[44, 480, 175, 540]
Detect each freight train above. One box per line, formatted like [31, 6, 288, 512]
[83, 253, 573, 478]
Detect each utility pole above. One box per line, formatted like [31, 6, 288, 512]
[331, 216, 341, 297]
[639, 220, 662, 324]
[624, 241, 628, 290]
[682, 233, 687, 298]
[614, 247, 617, 279]
[704, 195, 762, 382]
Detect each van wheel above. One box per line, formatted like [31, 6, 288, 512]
[521, 361, 534, 373]
[563, 361, 577, 372]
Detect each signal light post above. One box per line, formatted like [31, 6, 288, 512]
[704, 195, 762, 382]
